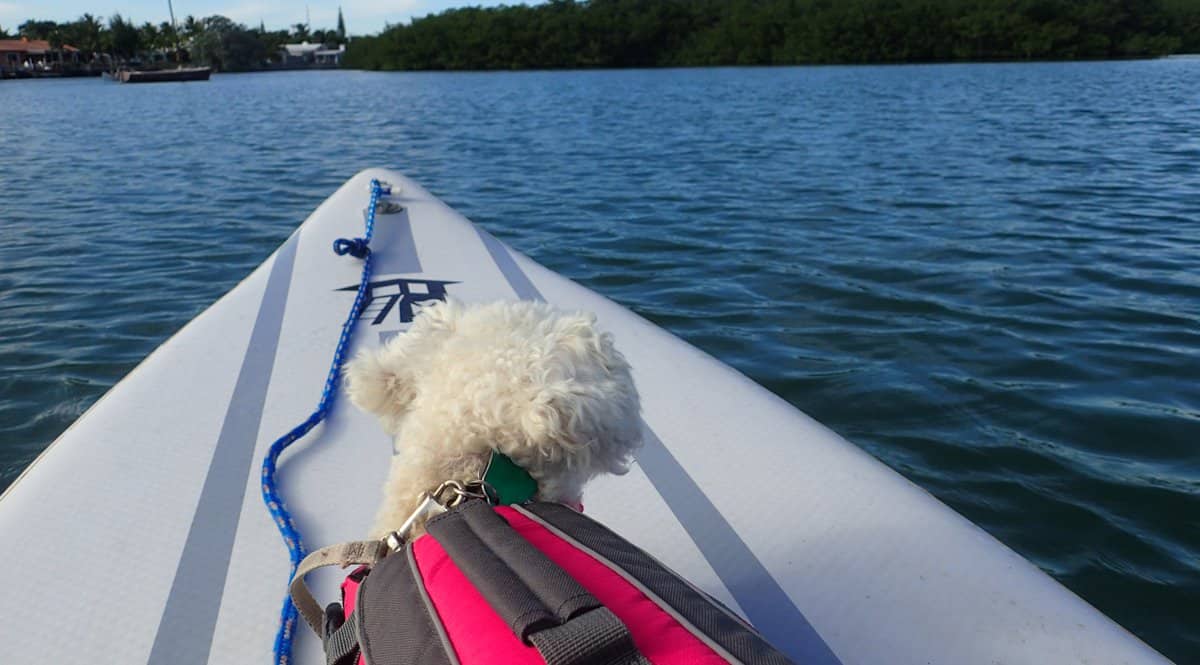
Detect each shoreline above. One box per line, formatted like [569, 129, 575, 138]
[6, 53, 1194, 81]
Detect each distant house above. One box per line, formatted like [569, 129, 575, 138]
[280, 42, 323, 66]
[0, 37, 53, 72]
[0, 37, 104, 77]
[314, 45, 345, 66]
[61, 45, 83, 67]
[278, 41, 343, 68]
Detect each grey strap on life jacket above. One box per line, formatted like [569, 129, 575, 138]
[528, 606, 648, 665]
[426, 500, 650, 665]
[290, 539, 391, 636]
[323, 609, 361, 665]
[519, 502, 796, 665]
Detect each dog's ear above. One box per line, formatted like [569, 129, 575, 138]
[345, 347, 416, 418]
[345, 300, 466, 421]
[518, 312, 642, 480]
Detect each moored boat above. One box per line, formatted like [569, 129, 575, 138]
[108, 1, 210, 84]
[113, 65, 211, 83]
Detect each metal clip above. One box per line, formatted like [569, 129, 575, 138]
[383, 479, 499, 552]
[385, 494, 446, 552]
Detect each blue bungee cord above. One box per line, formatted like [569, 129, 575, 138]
[261, 178, 388, 665]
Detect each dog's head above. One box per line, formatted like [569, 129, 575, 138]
[346, 299, 642, 521]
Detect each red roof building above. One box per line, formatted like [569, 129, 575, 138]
[0, 37, 52, 55]
[0, 37, 84, 74]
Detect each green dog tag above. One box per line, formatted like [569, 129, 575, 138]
[482, 451, 538, 505]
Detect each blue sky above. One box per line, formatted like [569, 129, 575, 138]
[0, 1, 513, 36]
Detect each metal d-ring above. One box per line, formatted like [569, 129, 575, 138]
[434, 479, 497, 507]
[429, 480, 467, 506]
[462, 480, 499, 506]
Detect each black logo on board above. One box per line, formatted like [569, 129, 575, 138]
[338, 278, 458, 325]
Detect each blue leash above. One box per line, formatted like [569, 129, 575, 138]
[261, 179, 388, 665]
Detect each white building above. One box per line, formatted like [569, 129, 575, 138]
[314, 44, 345, 66]
[279, 42, 324, 66]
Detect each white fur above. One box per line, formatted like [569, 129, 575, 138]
[346, 299, 642, 539]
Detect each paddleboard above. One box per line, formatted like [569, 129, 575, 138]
[0, 169, 1170, 665]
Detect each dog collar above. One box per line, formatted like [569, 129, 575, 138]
[482, 451, 538, 505]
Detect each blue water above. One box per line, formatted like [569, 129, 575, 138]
[1, 63, 1197, 661]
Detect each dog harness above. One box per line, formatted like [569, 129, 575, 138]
[292, 493, 795, 665]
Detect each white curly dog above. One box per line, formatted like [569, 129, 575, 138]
[346, 299, 642, 539]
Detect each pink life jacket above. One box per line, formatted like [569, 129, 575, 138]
[292, 500, 795, 665]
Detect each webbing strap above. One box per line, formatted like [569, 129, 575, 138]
[324, 611, 361, 665]
[427, 501, 649, 665]
[438, 500, 599, 628]
[290, 540, 390, 635]
[528, 607, 651, 665]
[427, 504, 557, 640]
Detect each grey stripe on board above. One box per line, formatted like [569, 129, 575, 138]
[373, 206, 423, 346]
[637, 428, 842, 665]
[147, 232, 300, 665]
[375, 206, 422, 275]
[478, 230, 839, 664]
[476, 227, 544, 301]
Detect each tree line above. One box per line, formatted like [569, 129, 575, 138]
[345, 0, 1200, 70]
[0, 12, 347, 71]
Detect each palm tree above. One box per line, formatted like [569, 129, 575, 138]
[139, 21, 161, 55]
[159, 21, 178, 51]
[79, 13, 104, 53]
[183, 15, 201, 40]
[109, 13, 141, 60]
